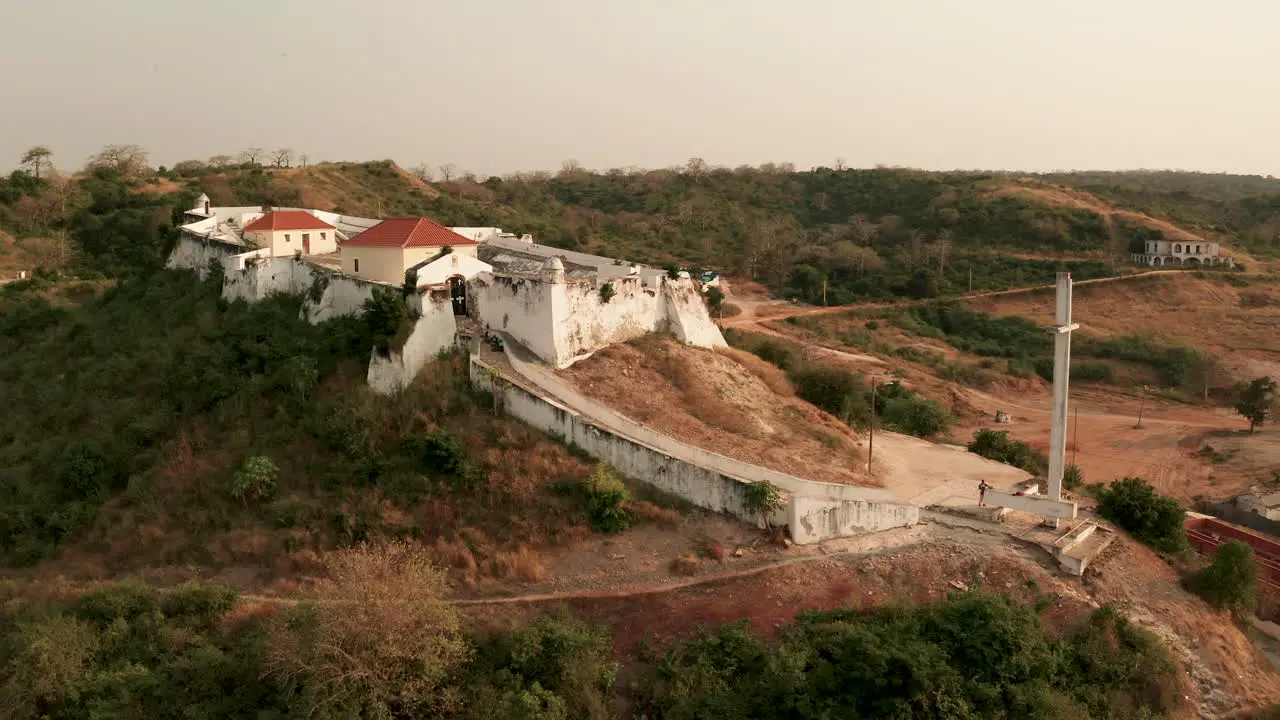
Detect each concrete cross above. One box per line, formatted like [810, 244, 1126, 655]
[980, 272, 1080, 526]
[1044, 272, 1079, 527]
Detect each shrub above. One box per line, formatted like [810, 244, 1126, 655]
[1096, 477, 1187, 553]
[880, 395, 951, 438]
[742, 480, 785, 528]
[230, 456, 278, 505]
[265, 540, 470, 718]
[1063, 464, 1083, 491]
[705, 286, 725, 315]
[790, 364, 870, 426]
[160, 582, 237, 628]
[1185, 540, 1259, 616]
[407, 430, 469, 476]
[1070, 361, 1113, 383]
[670, 553, 700, 576]
[585, 463, 630, 533]
[598, 282, 615, 303]
[967, 429, 1048, 475]
[362, 285, 410, 354]
[636, 595, 1179, 719]
[464, 613, 617, 719]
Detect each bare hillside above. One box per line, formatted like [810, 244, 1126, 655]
[557, 336, 876, 486]
[969, 273, 1280, 382]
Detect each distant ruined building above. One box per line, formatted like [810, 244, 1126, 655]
[1131, 237, 1234, 268]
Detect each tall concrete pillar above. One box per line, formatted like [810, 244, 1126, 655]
[1046, 272, 1078, 528]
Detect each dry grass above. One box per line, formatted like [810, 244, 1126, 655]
[717, 346, 795, 397]
[696, 537, 727, 562]
[559, 336, 875, 486]
[429, 536, 478, 583]
[487, 545, 548, 582]
[626, 500, 684, 528]
[669, 553, 701, 576]
[643, 338, 757, 435]
[210, 528, 275, 564]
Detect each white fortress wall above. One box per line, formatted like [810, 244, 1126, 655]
[470, 272, 559, 363]
[167, 232, 248, 279]
[368, 288, 458, 396]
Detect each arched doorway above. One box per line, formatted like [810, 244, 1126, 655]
[448, 275, 467, 316]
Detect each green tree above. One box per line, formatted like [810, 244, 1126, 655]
[1186, 540, 1259, 616]
[230, 456, 278, 504]
[1096, 477, 1187, 553]
[967, 429, 1048, 475]
[362, 286, 410, 355]
[20, 146, 53, 179]
[585, 463, 630, 533]
[1234, 376, 1277, 433]
[705, 286, 725, 316]
[742, 480, 785, 528]
[905, 268, 941, 299]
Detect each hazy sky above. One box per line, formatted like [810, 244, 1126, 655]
[2, 0, 1277, 176]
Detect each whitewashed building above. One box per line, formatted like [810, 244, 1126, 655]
[1131, 238, 1234, 268]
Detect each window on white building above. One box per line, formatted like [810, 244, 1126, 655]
[321, 232, 327, 241]
[284, 234, 291, 243]
[354, 258, 360, 273]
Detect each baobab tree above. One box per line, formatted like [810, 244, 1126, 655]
[685, 156, 708, 181]
[240, 148, 264, 165]
[85, 144, 150, 177]
[410, 163, 432, 182]
[20, 146, 53, 179]
[270, 148, 294, 168]
[208, 154, 233, 168]
[438, 163, 457, 182]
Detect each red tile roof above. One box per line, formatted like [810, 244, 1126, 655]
[243, 210, 335, 232]
[343, 217, 479, 249]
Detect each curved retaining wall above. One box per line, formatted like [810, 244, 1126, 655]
[471, 354, 918, 544]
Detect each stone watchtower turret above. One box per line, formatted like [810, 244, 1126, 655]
[542, 256, 565, 284]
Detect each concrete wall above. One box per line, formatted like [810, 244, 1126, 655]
[368, 289, 458, 395]
[167, 232, 249, 279]
[472, 355, 918, 543]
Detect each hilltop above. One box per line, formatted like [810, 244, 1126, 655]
[7, 157, 1277, 294]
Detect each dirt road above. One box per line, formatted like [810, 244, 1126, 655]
[722, 269, 1186, 332]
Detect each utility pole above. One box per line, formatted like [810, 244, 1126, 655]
[822, 278, 827, 306]
[1135, 386, 1148, 429]
[867, 378, 878, 474]
[968, 265, 973, 293]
